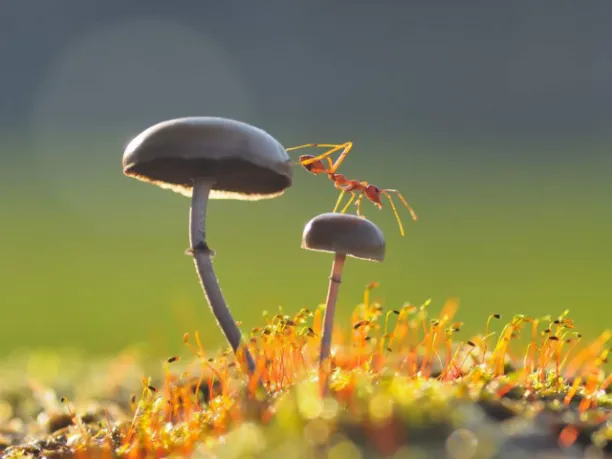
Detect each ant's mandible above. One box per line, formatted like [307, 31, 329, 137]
[285, 142, 418, 236]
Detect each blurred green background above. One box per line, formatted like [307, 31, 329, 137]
[1, 1, 611, 360]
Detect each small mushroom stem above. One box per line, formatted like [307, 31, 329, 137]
[319, 252, 346, 394]
[189, 177, 257, 375]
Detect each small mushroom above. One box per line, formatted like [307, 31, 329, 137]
[301, 212, 385, 391]
[123, 117, 292, 375]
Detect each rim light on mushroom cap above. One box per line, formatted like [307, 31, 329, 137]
[122, 116, 292, 199]
[302, 212, 386, 262]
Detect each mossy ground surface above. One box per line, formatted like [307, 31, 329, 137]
[1, 286, 610, 459]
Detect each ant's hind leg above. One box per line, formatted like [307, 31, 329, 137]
[329, 142, 353, 173]
[289, 143, 351, 168]
[286, 143, 339, 152]
[286, 143, 324, 152]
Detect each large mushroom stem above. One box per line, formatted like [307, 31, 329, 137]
[319, 252, 347, 393]
[189, 177, 257, 374]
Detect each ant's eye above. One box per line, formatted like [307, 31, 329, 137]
[374, 186, 380, 193]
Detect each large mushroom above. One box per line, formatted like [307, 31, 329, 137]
[301, 212, 385, 392]
[122, 117, 292, 375]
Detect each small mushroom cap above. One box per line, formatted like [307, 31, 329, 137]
[122, 117, 292, 200]
[301, 213, 386, 262]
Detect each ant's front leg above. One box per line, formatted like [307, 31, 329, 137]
[354, 194, 367, 218]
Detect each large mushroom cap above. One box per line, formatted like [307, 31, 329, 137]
[302, 213, 386, 262]
[122, 117, 292, 199]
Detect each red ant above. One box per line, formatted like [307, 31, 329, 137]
[286, 142, 418, 236]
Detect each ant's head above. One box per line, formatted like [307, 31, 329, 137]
[365, 184, 383, 207]
[298, 154, 326, 175]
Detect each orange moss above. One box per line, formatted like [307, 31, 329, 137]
[2, 283, 611, 458]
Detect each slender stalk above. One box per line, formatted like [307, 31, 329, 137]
[319, 252, 346, 394]
[189, 178, 257, 374]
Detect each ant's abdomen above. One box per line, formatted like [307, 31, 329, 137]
[298, 154, 326, 174]
[298, 154, 315, 162]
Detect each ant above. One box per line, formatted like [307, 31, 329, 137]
[285, 142, 418, 236]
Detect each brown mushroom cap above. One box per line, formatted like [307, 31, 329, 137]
[122, 117, 292, 199]
[301, 213, 386, 262]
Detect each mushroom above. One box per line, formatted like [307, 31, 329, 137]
[122, 117, 292, 375]
[301, 212, 385, 391]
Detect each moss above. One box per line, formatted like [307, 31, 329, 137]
[0, 286, 610, 458]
